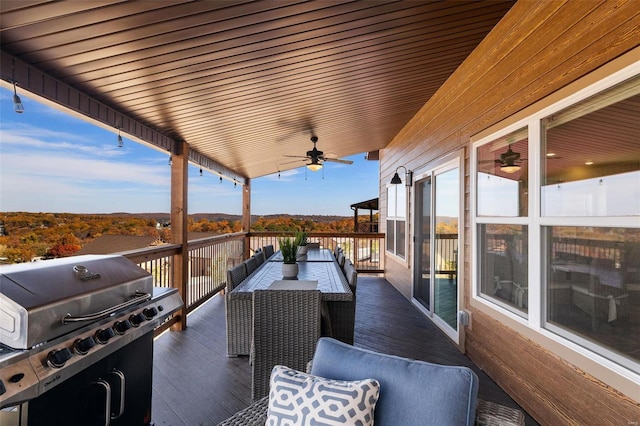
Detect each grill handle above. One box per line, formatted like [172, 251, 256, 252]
[62, 292, 152, 324]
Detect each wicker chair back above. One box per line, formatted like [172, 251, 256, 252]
[251, 289, 321, 400]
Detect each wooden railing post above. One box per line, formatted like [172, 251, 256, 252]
[170, 141, 189, 331]
[242, 178, 251, 259]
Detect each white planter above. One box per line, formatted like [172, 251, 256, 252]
[282, 263, 299, 279]
[297, 245, 308, 256]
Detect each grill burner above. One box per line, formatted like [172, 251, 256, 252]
[0, 255, 183, 424]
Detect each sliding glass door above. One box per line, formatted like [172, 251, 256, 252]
[413, 177, 431, 310]
[413, 159, 461, 341]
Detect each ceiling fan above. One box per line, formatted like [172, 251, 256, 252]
[283, 136, 354, 172]
[480, 145, 525, 174]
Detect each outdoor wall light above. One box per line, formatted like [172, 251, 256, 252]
[390, 166, 412, 187]
[12, 81, 24, 114]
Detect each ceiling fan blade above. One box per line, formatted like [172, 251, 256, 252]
[280, 158, 307, 166]
[283, 155, 309, 159]
[324, 157, 353, 164]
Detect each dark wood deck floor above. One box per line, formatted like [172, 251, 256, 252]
[151, 276, 538, 425]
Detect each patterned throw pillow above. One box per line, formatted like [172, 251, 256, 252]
[267, 365, 380, 426]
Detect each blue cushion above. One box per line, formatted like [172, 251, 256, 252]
[309, 338, 479, 426]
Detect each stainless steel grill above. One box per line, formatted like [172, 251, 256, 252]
[0, 255, 183, 425]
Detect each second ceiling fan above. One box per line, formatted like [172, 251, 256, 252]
[284, 136, 353, 171]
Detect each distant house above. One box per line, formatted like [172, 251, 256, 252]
[75, 235, 162, 255]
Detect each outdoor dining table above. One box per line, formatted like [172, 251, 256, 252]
[232, 249, 352, 302]
[268, 247, 335, 262]
[227, 248, 355, 360]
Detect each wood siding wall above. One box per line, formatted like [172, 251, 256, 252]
[380, 1, 640, 424]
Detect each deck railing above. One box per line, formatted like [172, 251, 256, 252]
[122, 231, 384, 331]
[119, 230, 634, 333]
[249, 231, 385, 273]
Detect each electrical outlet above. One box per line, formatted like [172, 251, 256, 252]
[458, 310, 472, 330]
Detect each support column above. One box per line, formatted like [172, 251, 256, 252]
[171, 141, 189, 331]
[242, 178, 251, 259]
[353, 207, 358, 232]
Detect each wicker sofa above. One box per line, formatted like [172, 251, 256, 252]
[218, 338, 525, 426]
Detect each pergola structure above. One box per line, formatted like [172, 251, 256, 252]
[350, 198, 378, 233]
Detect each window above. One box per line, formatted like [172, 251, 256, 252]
[478, 224, 529, 313]
[473, 69, 640, 375]
[476, 127, 528, 218]
[541, 77, 640, 217]
[544, 226, 639, 372]
[475, 127, 529, 316]
[387, 184, 407, 258]
[541, 75, 640, 373]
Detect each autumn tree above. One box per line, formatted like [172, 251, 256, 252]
[46, 233, 81, 258]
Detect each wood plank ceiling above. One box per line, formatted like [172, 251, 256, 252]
[0, 1, 515, 179]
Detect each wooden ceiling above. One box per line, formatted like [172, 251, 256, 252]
[0, 1, 515, 179]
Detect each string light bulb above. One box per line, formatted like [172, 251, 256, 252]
[168, 156, 172, 166]
[117, 128, 123, 148]
[199, 168, 203, 176]
[12, 81, 24, 114]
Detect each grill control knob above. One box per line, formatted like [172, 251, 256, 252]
[114, 319, 132, 335]
[73, 336, 96, 355]
[129, 313, 146, 327]
[95, 327, 115, 344]
[143, 307, 158, 320]
[47, 348, 73, 368]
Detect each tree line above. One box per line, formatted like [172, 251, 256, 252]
[0, 212, 376, 263]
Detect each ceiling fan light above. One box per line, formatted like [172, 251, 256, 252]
[500, 164, 521, 174]
[307, 162, 323, 172]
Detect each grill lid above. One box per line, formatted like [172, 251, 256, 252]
[0, 255, 153, 349]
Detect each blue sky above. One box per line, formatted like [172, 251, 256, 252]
[0, 87, 379, 216]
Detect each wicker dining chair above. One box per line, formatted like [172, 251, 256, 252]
[225, 264, 251, 356]
[343, 259, 358, 293]
[263, 244, 275, 259]
[243, 256, 259, 276]
[336, 251, 346, 270]
[253, 250, 265, 267]
[251, 289, 322, 400]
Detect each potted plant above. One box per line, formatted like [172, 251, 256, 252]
[296, 230, 309, 258]
[278, 235, 299, 278]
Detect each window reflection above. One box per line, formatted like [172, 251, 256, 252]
[476, 127, 528, 217]
[545, 226, 640, 369]
[541, 76, 639, 217]
[479, 224, 528, 314]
